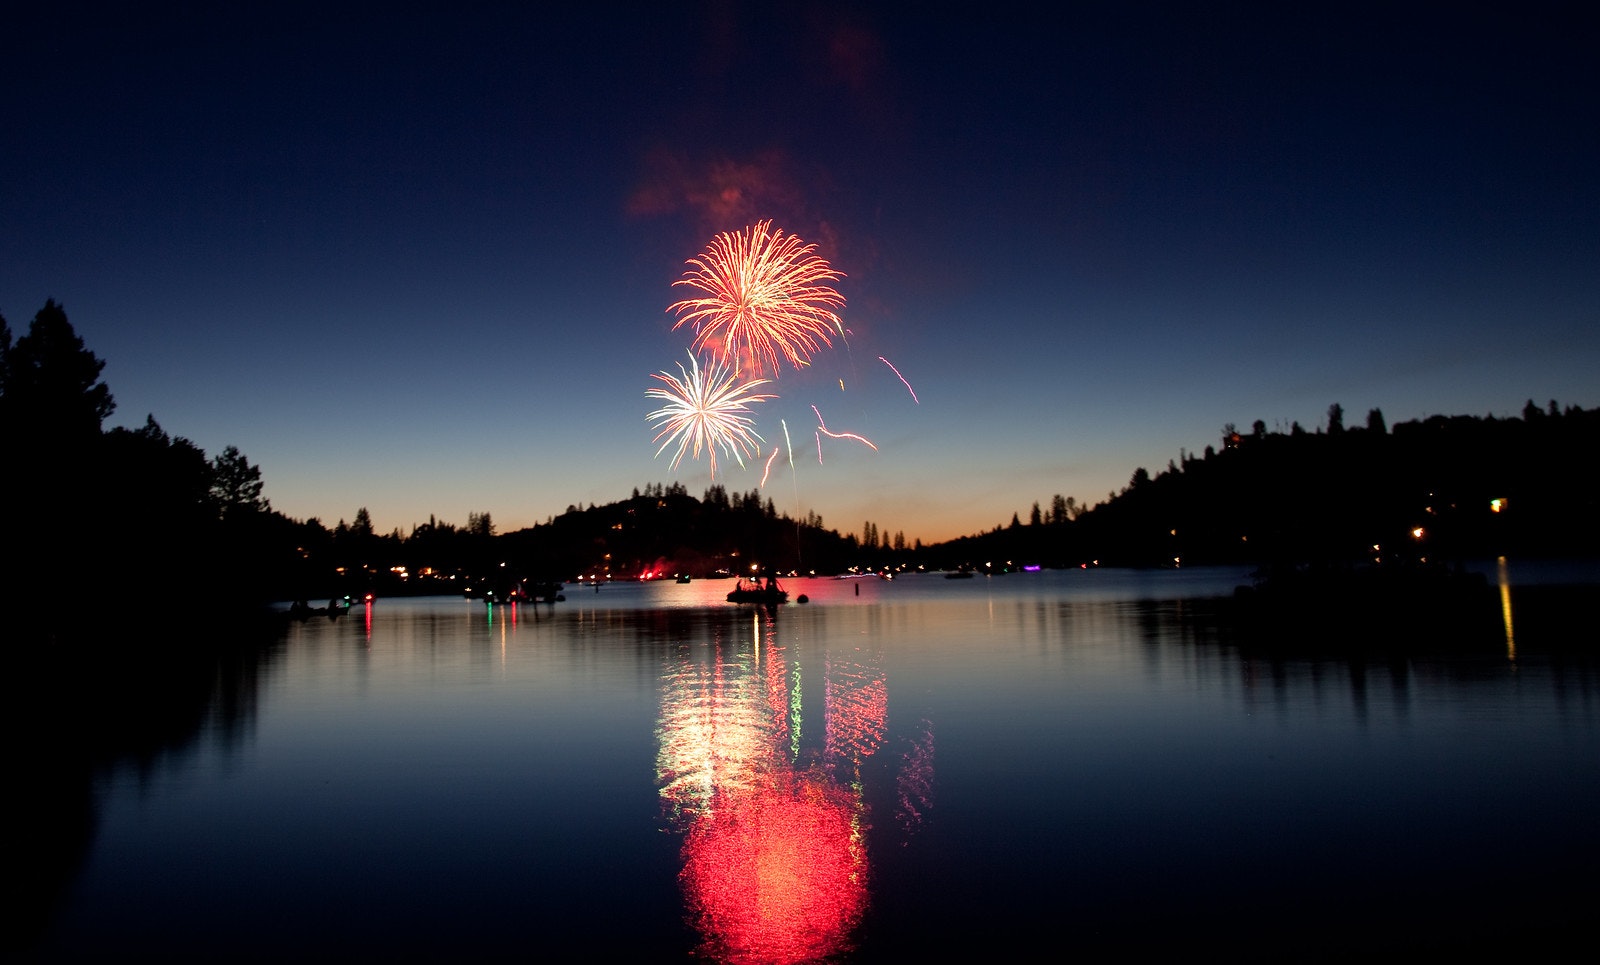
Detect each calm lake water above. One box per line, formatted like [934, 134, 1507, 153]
[20, 562, 1600, 962]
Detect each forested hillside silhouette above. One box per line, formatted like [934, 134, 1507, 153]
[1, 301, 311, 641]
[4, 301, 1596, 646]
[952, 401, 1600, 570]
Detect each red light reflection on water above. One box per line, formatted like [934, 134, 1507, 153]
[680, 772, 866, 964]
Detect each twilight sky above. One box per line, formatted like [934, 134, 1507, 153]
[4, 3, 1596, 544]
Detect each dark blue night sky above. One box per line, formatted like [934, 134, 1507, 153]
[4, 3, 1594, 542]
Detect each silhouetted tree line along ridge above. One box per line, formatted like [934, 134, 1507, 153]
[1, 301, 289, 642]
[974, 399, 1600, 570]
[4, 301, 1597, 643]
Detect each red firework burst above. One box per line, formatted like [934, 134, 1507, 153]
[669, 220, 846, 377]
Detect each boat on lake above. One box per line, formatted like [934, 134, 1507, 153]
[288, 595, 355, 620]
[475, 581, 565, 604]
[726, 576, 788, 605]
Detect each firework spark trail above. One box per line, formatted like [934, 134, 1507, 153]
[759, 447, 780, 487]
[879, 357, 919, 403]
[646, 352, 775, 480]
[669, 220, 846, 378]
[817, 425, 878, 449]
[810, 404, 878, 462]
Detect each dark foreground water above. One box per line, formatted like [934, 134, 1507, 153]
[17, 561, 1600, 962]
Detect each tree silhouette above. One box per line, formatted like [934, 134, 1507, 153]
[0, 300, 114, 443]
[2, 302, 119, 629]
[209, 445, 269, 519]
[0, 311, 11, 392]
